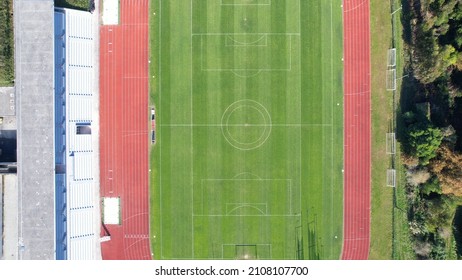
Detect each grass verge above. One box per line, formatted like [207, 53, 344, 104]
[369, 0, 394, 259]
[0, 0, 14, 86]
[369, 0, 415, 259]
[149, 0, 161, 259]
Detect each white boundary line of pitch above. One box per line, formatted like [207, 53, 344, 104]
[199, 34, 293, 71]
[298, 1, 302, 225]
[329, 0, 335, 259]
[221, 244, 273, 260]
[159, 0, 164, 259]
[195, 178, 294, 216]
[160, 124, 333, 127]
[220, 0, 272, 6]
[190, 0, 195, 259]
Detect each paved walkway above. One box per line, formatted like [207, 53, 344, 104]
[2, 175, 18, 260]
[91, 0, 102, 261]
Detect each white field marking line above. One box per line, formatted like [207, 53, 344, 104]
[202, 56, 291, 70]
[188, 3, 305, 258]
[225, 35, 268, 47]
[232, 172, 263, 179]
[297, 1, 302, 225]
[220, 0, 271, 6]
[220, 99, 272, 150]
[231, 70, 262, 78]
[198, 179, 201, 215]
[200, 179, 293, 215]
[290, 179, 293, 214]
[158, 0, 164, 259]
[198, 34, 293, 71]
[224, 105, 270, 145]
[161, 123, 330, 127]
[330, 0, 335, 258]
[224, 105, 269, 139]
[193, 214, 300, 217]
[193, 33, 299, 35]
[202, 178, 291, 181]
[204, 68, 290, 71]
[225, 203, 267, 215]
[344, 90, 369, 96]
[161, 257, 249, 260]
[121, 2, 126, 258]
[190, 0, 194, 259]
[340, 0, 346, 258]
[221, 244, 273, 260]
[343, 0, 367, 13]
[289, 35, 293, 71]
[200, 34, 204, 71]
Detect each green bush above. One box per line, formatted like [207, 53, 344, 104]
[408, 124, 443, 165]
[54, 0, 89, 10]
[421, 176, 442, 196]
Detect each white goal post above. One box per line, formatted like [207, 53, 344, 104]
[387, 48, 396, 67]
[387, 169, 396, 188]
[386, 69, 397, 91]
[386, 133, 396, 154]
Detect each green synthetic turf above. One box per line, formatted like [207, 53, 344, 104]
[149, 0, 344, 260]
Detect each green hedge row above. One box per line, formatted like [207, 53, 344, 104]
[0, 0, 14, 86]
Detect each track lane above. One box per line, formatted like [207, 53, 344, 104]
[341, 0, 371, 260]
[100, 0, 152, 260]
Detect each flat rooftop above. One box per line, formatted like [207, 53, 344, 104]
[14, 0, 55, 260]
[0, 87, 15, 116]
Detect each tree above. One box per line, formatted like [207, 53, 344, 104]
[429, 144, 462, 196]
[407, 124, 443, 165]
[421, 176, 442, 195]
[410, 0, 462, 84]
[425, 195, 457, 234]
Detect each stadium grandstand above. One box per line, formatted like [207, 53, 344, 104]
[4, 0, 100, 260]
[54, 8, 99, 260]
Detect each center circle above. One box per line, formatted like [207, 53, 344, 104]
[221, 99, 272, 150]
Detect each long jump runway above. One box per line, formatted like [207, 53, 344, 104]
[100, 0, 152, 259]
[341, 0, 371, 259]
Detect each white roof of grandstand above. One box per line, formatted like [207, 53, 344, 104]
[56, 8, 99, 260]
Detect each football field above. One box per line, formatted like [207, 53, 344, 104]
[150, 0, 344, 260]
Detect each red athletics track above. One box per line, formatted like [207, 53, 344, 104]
[341, 0, 371, 260]
[100, 0, 152, 259]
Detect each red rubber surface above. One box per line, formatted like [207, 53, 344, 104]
[341, 0, 371, 260]
[100, 0, 152, 260]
